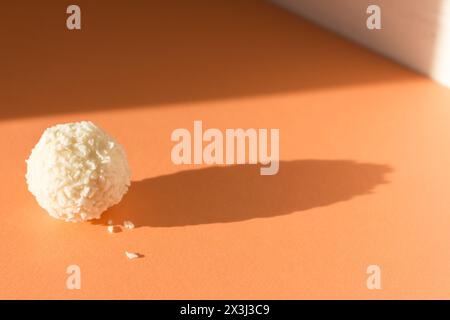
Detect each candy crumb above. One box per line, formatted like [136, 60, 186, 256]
[123, 220, 135, 229]
[125, 251, 139, 260]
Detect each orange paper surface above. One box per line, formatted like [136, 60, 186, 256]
[1, 1, 450, 299]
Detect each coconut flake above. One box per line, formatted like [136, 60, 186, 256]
[123, 220, 135, 229]
[125, 251, 139, 259]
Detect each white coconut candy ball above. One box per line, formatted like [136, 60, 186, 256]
[26, 121, 131, 222]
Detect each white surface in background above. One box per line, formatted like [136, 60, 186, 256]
[432, 1, 450, 87]
[272, 0, 450, 88]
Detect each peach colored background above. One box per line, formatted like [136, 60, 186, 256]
[1, 1, 450, 299]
